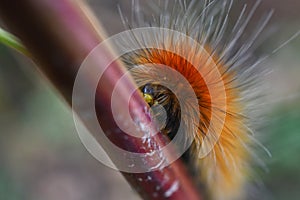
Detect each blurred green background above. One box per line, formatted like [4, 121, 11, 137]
[0, 0, 300, 199]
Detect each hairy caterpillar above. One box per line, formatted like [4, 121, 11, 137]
[118, 0, 271, 199]
[1, 0, 299, 199]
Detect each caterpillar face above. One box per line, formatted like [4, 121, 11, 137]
[141, 83, 181, 139]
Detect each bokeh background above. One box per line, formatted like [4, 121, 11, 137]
[0, 0, 299, 199]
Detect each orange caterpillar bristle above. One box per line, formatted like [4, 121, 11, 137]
[118, 0, 271, 199]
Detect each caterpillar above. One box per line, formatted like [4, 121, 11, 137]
[118, 0, 271, 199]
[0, 0, 271, 199]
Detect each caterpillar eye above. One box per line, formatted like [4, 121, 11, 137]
[142, 84, 154, 96]
[142, 84, 158, 106]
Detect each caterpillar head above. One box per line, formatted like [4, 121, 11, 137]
[141, 83, 181, 139]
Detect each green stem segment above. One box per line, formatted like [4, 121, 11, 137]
[0, 27, 29, 56]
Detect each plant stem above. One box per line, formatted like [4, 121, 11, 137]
[0, 0, 202, 199]
[0, 27, 28, 56]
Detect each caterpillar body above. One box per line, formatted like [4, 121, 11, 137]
[119, 0, 271, 199]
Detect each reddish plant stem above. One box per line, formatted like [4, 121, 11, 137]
[0, 0, 202, 199]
